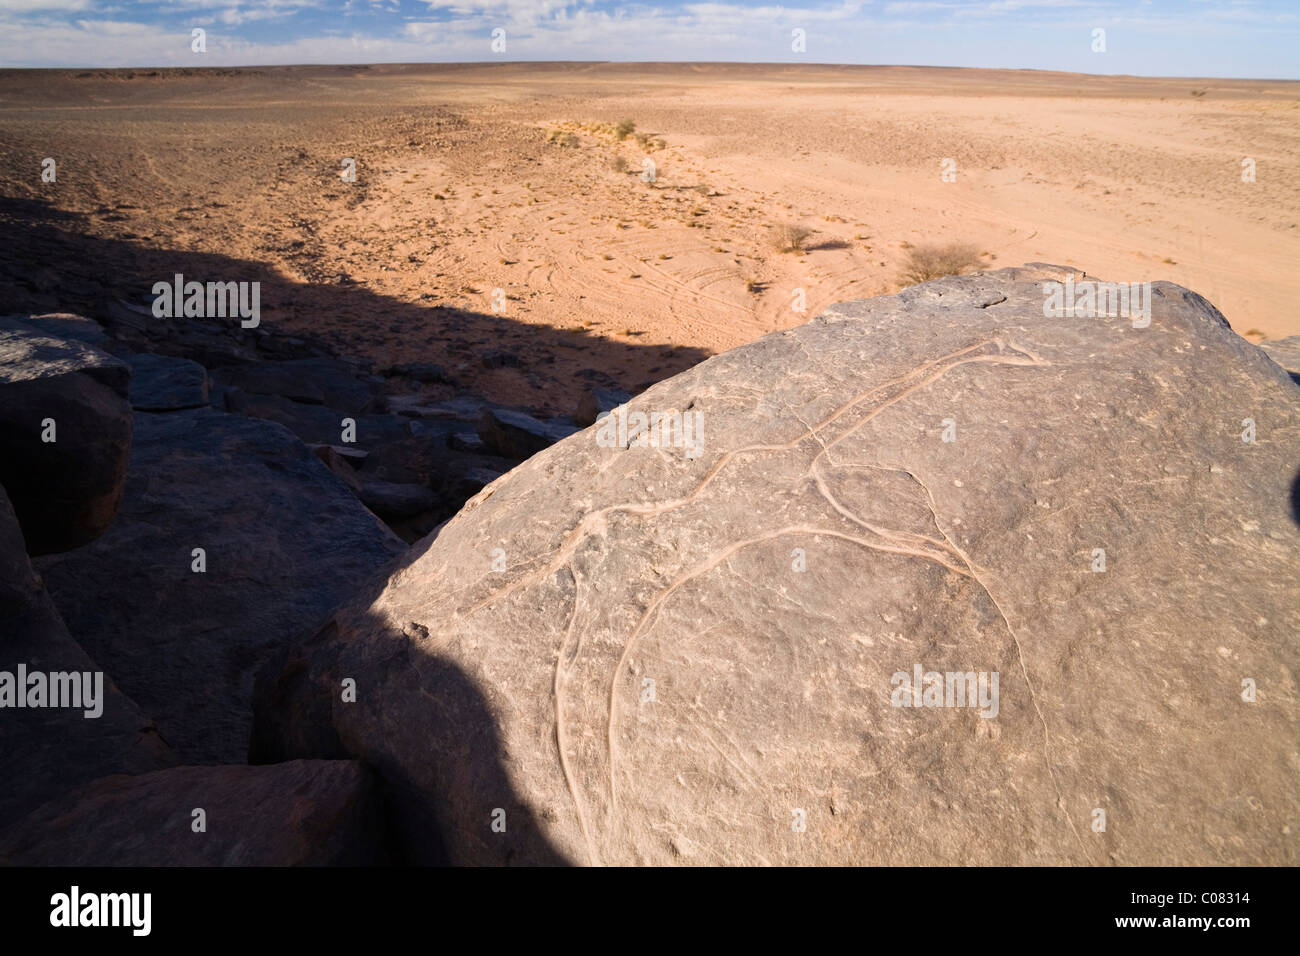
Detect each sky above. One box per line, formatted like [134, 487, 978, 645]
[0, 0, 1294, 78]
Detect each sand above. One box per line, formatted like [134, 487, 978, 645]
[1, 62, 1296, 413]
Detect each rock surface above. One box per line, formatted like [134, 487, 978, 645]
[127, 353, 210, 411]
[477, 407, 579, 460]
[36, 407, 407, 765]
[1260, 335, 1300, 385]
[212, 358, 385, 413]
[358, 480, 440, 520]
[0, 484, 173, 829]
[224, 389, 410, 449]
[574, 385, 633, 427]
[2, 313, 114, 351]
[0, 760, 386, 865]
[0, 322, 133, 554]
[253, 265, 1300, 866]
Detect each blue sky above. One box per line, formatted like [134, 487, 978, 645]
[0, 1, 1294, 77]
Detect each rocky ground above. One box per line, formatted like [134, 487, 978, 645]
[0, 301, 625, 861]
[2, 264, 1297, 865]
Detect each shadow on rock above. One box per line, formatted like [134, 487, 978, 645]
[250, 557, 571, 866]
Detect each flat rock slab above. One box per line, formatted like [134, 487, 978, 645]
[211, 358, 385, 413]
[37, 407, 407, 764]
[0, 760, 385, 865]
[476, 407, 579, 460]
[0, 486, 174, 829]
[224, 389, 410, 449]
[127, 353, 210, 411]
[2, 313, 114, 351]
[0, 322, 133, 554]
[253, 265, 1300, 866]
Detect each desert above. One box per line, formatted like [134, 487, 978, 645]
[0, 62, 1298, 869]
[2, 62, 1299, 417]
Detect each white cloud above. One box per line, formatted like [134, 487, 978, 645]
[0, 0, 94, 10]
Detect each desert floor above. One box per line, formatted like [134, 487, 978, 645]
[1, 62, 1297, 413]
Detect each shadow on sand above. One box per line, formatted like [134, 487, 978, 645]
[0, 195, 712, 413]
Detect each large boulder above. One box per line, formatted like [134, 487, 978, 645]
[252, 265, 1300, 866]
[36, 407, 407, 765]
[0, 484, 174, 829]
[0, 322, 132, 554]
[0, 759, 387, 866]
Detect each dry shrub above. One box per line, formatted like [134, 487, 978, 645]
[615, 118, 636, 140]
[769, 223, 813, 254]
[899, 242, 982, 285]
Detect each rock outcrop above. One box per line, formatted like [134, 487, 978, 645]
[0, 484, 174, 828]
[252, 266, 1300, 866]
[0, 322, 132, 554]
[36, 407, 407, 764]
[0, 759, 386, 865]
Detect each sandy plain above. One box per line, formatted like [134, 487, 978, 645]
[1, 62, 1296, 413]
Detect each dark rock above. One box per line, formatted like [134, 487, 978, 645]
[0, 760, 387, 865]
[358, 481, 440, 520]
[407, 395, 491, 422]
[35, 407, 406, 764]
[574, 385, 633, 427]
[481, 349, 522, 369]
[355, 435, 513, 505]
[223, 390, 410, 449]
[384, 362, 452, 384]
[0, 323, 132, 554]
[357, 434, 455, 485]
[252, 266, 1300, 866]
[0, 485, 174, 829]
[103, 299, 262, 368]
[127, 353, 209, 411]
[212, 358, 385, 413]
[311, 445, 364, 493]
[476, 407, 579, 460]
[2, 313, 113, 351]
[448, 429, 485, 453]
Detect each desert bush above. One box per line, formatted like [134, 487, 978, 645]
[769, 223, 814, 254]
[899, 242, 982, 285]
[609, 155, 628, 173]
[615, 118, 636, 140]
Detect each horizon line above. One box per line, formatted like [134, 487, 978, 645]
[2, 60, 1296, 84]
